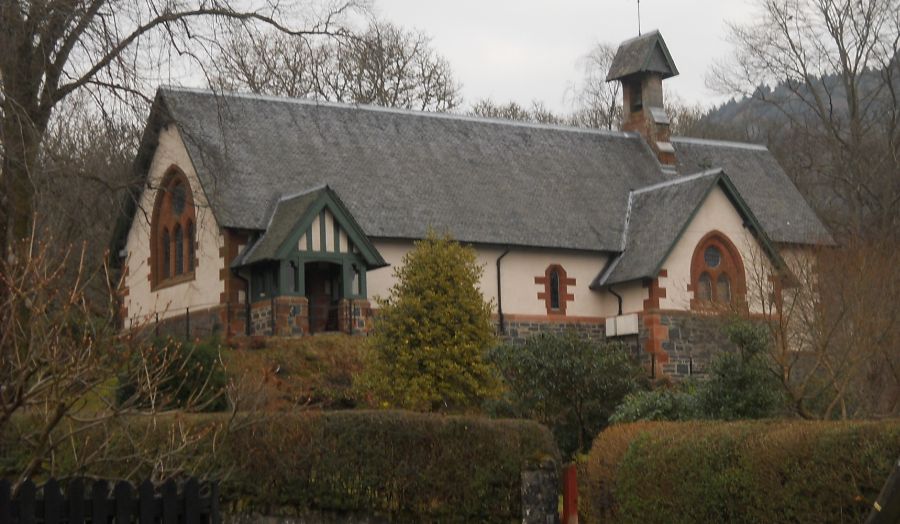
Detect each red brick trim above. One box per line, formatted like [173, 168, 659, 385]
[689, 230, 747, 311]
[219, 228, 251, 306]
[642, 312, 669, 365]
[150, 166, 197, 290]
[642, 269, 668, 311]
[535, 264, 575, 316]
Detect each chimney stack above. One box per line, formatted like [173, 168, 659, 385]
[606, 30, 679, 169]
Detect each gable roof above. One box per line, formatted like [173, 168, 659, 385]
[594, 169, 785, 287]
[606, 30, 680, 82]
[131, 87, 831, 258]
[234, 185, 386, 268]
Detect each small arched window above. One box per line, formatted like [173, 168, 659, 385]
[697, 272, 712, 301]
[161, 228, 171, 279]
[536, 265, 575, 315]
[717, 274, 731, 302]
[174, 224, 184, 275]
[187, 221, 195, 272]
[150, 168, 197, 288]
[549, 269, 561, 310]
[690, 231, 746, 310]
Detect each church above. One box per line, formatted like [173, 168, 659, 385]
[118, 31, 831, 378]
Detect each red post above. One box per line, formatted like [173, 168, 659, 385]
[561, 463, 578, 524]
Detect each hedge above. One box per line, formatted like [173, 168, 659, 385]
[582, 419, 900, 524]
[2, 410, 559, 522]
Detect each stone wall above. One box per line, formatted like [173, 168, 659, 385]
[150, 305, 227, 340]
[640, 312, 738, 379]
[500, 318, 606, 344]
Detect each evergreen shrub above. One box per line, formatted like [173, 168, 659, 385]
[581, 419, 900, 524]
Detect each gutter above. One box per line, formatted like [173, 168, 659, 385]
[496, 247, 511, 335]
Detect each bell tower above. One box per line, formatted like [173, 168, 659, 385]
[606, 30, 679, 169]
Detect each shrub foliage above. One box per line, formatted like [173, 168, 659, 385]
[367, 231, 499, 411]
[2, 410, 560, 522]
[582, 420, 900, 524]
[489, 333, 643, 456]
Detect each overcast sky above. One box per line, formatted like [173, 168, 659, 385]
[372, 0, 758, 112]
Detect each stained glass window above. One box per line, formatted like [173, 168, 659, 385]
[697, 272, 712, 301]
[717, 273, 732, 302]
[162, 228, 170, 279]
[174, 224, 184, 275]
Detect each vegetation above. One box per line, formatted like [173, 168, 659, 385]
[222, 334, 369, 410]
[582, 419, 900, 524]
[0, 240, 233, 490]
[365, 231, 500, 411]
[489, 333, 644, 457]
[611, 320, 784, 423]
[609, 387, 702, 424]
[117, 337, 229, 412]
[1, 410, 559, 522]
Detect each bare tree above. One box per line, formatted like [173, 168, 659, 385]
[569, 43, 622, 130]
[710, 0, 900, 238]
[0, 233, 244, 492]
[743, 242, 900, 419]
[469, 99, 565, 124]
[211, 19, 461, 111]
[0, 0, 361, 262]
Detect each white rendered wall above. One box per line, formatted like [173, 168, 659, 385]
[123, 125, 225, 325]
[367, 240, 640, 318]
[656, 186, 774, 314]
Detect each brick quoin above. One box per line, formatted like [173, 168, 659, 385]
[642, 269, 669, 365]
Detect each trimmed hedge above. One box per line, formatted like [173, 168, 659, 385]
[3, 410, 559, 522]
[582, 420, 900, 524]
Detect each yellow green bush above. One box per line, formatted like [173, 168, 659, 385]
[582, 420, 900, 524]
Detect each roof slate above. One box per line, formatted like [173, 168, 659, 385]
[158, 87, 664, 252]
[235, 186, 326, 266]
[606, 30, 679, 82]
[599, 170, 722, 286]
[140, 87, 832, 274]
[673, 137, 834, 245]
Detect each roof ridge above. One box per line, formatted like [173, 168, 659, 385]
[160, 85, 637, 139]
[672, 136, 769, 151]
[631, 168, 722, 195]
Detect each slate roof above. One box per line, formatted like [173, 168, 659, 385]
[606, 30, 679, 82]
[595, 170, 784, 286]
[132, 87, 832, 283]
[233, 186, 326, 266]
[145, 87, 665, 252]
[673, 137, 833, 245]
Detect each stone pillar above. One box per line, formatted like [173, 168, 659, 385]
[273, 296, 310, 336]
[350, 299, 372, 335]
[521, 460, 560, 524]
[250, 300, 273, 336]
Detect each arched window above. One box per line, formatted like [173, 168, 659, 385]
[161, 228, 171, 279]
[174, 224, 184, 275]
[697, 272, 712, 301]
[150, 168, 197, 288]
[536, 264, 575, 315]
[549, 269, 561, 310]
[690, 231, 746, 310]
[187, 221, 195, 272]
[717, 274, 731, 302]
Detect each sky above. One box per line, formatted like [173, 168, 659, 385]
[372, 0, 759, 112]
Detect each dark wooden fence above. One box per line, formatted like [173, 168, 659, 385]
[0, 478, 220, 523]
